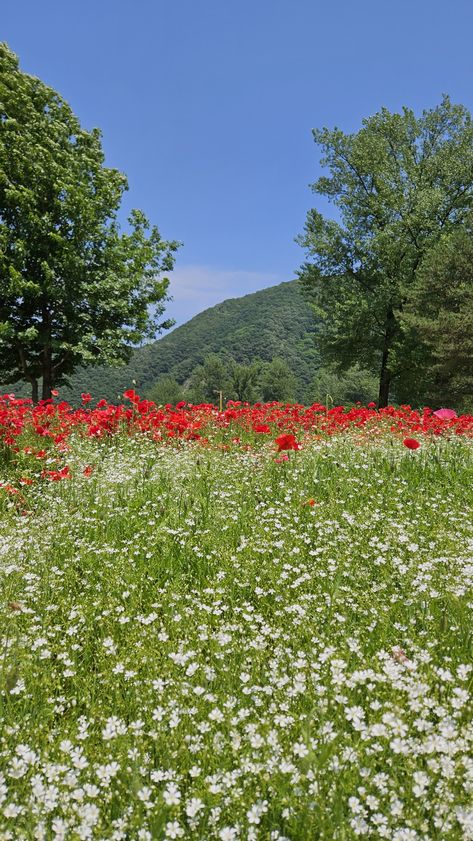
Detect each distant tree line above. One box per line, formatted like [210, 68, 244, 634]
[146, 353, 378, 407]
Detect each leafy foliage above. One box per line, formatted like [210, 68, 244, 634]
[0, 43, 178, 401]
[228, 361, 261, 403]
[260, 357, 296, 402]
[309, 363, 378, 407]
[298, 96, 473, 406]
[146, 376, 185, 406]
[187, 354, 232, 403]
[404, 226, 473, 410]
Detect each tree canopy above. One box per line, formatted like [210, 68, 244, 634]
[260, 357, 296, 402]
[146, 375, 185, 406]
[0, 43, 179, 401]
[404, 226, 473, 409]
[188, 353, 231, 403]
[298, 96, 473, 407]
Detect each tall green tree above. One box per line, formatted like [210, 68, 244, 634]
[0, 43, 179, 401]
[298, 97, 473, 406]
[228, 362, 261, 403]
[189, 354, 230, 403]
[260, 357, 296, 402]
[146, 376, 184, 406]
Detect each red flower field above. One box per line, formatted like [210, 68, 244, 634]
[1, 391, 471, 493]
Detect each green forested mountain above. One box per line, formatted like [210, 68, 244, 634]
[6, 281, 322, 403]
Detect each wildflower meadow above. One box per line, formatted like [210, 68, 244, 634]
[0, 393, 472, 840]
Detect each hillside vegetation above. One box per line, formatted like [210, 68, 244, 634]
[7, 281, 320, 403]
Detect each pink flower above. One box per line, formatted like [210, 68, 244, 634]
[275, 453, 290, 463]
[433, 408, 457, 420]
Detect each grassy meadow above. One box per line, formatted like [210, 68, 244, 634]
[0, 400, 472, 840]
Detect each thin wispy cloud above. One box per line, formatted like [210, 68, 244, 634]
[163, 264, 287, 327]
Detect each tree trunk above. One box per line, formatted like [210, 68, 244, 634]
[17, 347, 39, 403]
[31, 378, 38, 404]
[377, 305, 395, 408]
[41, 301, 54, 401]
[378, 357, 391, 408]
[41, 345, 53, 401]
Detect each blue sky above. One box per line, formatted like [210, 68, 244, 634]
[3, 0, 473, 326]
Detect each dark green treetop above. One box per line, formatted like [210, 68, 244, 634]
[189, 354, 231, 403]
[404, 226, 473, 409]
[260, 357, 296, 402]
[228, 361, 261, 403]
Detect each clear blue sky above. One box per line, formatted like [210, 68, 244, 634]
[4, 0, 473, 326]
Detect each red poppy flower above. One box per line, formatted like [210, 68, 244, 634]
[123, 389, 139, 403]
[254, 424, 271, 433]
[81, 392, 92, 403]
[275, 433, 300, 452]
[403, 438, 421, 450]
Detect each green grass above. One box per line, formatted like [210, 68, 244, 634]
[0, 433, 472, 839]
